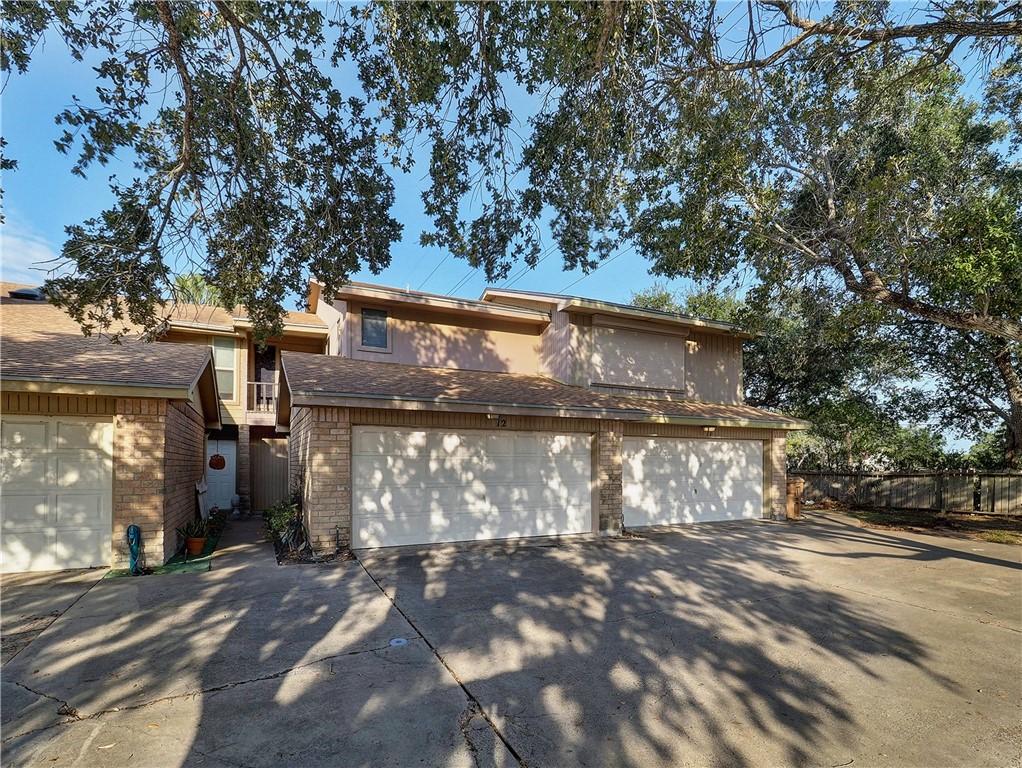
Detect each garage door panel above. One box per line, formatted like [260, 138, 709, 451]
[1, 417, 113, 572]
[56, 455, 111, 488]
[354, 428, 592, 548]
[55, 493, 108, 524]
[1, 494, 50, 527]
[2, 421, 49, 450]
[2, 453, 52, 488]
[623, 437, 763, 527]
[54, 528, 108, 570]
[56, 422, 112, 451]
[2, 531, 53, 572]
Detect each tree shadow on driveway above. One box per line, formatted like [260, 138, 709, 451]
[358, 518, 1020, 767]
[2, 517, 1019, 767]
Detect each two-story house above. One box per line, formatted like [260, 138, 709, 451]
[281, 282, 806, 553]
[158, 303, 329, 513]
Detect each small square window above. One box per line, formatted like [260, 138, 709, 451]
[361, 308, 389, 350]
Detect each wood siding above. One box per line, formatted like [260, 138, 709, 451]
[350, 408, 601, 434]
[540, 307, 572, 383]
[685, 331, 743, 404]
[1, 392, 118, 416]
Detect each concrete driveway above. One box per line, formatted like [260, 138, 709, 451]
[2, 514, 1020, 767]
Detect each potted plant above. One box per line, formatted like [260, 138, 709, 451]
[177, 516, 209, 557]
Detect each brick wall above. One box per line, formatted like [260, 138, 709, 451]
[287, 405, 351, 553]
[162, 401, 207, 559]
[310, 407, 351, 552]
[768, 430, 788, 519]
[289, 404, 312, 498]
[597, 423, 623, 534]
[113, 399, 168, 567]
[112, 398, 206, 568]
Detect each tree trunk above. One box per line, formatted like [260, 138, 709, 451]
[1006, 401, 1022, 469]
[991, 338, 1022, 469]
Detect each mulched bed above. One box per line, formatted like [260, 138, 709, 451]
[270, 531, 352, 565]
[813, 500, 1022, 545]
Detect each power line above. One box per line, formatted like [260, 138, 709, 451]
[416, 254, 450, 291]
[501, 241, 560, 290]
[446, 265, 479, 296]
[559, 245, 635, 294]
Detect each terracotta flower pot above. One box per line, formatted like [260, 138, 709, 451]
[185, 537, 206, 556]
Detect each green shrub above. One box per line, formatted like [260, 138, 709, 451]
[265, 498, 299, 536]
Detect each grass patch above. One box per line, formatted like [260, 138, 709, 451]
[980, 530, 1022, 545]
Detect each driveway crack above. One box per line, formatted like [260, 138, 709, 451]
[459, 700, 484, 768]
[356, 553, 528, 767]
[10, 680, 80, 720]
[0, 643, 394, 745]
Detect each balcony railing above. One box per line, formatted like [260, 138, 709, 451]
[248, 381, 278, 413]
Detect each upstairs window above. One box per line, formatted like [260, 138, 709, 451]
[360, 308, 390, 350]
[211, 336, 236, 400]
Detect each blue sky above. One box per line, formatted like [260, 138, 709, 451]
[0, 29, 695, 309]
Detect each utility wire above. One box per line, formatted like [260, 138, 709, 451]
[559, 245, 634, 294]
[416, 254, 450, 291]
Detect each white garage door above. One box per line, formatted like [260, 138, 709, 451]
[623, 438, 763, 526]
[353, 428, 592, 548]
[1, 417, 113, 572]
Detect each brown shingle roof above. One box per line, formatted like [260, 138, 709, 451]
[165, 303, 326, 330]
[280, 353, 806, 427]
[1, 301, 212, 390]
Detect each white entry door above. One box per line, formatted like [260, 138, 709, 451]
[1, 417, 113, 572]
[353, 428, 593, 548]
[205, 440, 237, 510]
[623, 437, 764, 526]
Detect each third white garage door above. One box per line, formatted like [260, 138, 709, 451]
[623, 437, 763, 526]
[353, 427, 592, 548]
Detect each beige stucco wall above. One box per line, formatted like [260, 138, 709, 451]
[342, 301, 543, 374]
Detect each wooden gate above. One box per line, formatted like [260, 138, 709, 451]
[251, 438, 289, 512]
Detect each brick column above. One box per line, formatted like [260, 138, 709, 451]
[767, 430, 788, 519]
[112, 399, 168, 568]
[237, 422, 251, 500]
[597, 422, 623, 535]
[305, 407, 351, 553]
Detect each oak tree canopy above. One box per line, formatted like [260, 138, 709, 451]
[2, 2, 1019, 354]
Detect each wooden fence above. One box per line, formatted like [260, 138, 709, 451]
[251, 438, 289, 512]
[796, 470, 1022, 516]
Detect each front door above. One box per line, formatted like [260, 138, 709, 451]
[205, 440, 237, 511]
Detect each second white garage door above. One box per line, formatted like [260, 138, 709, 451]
[623, 437, 763, 526]
[353, 428, 593, 548]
